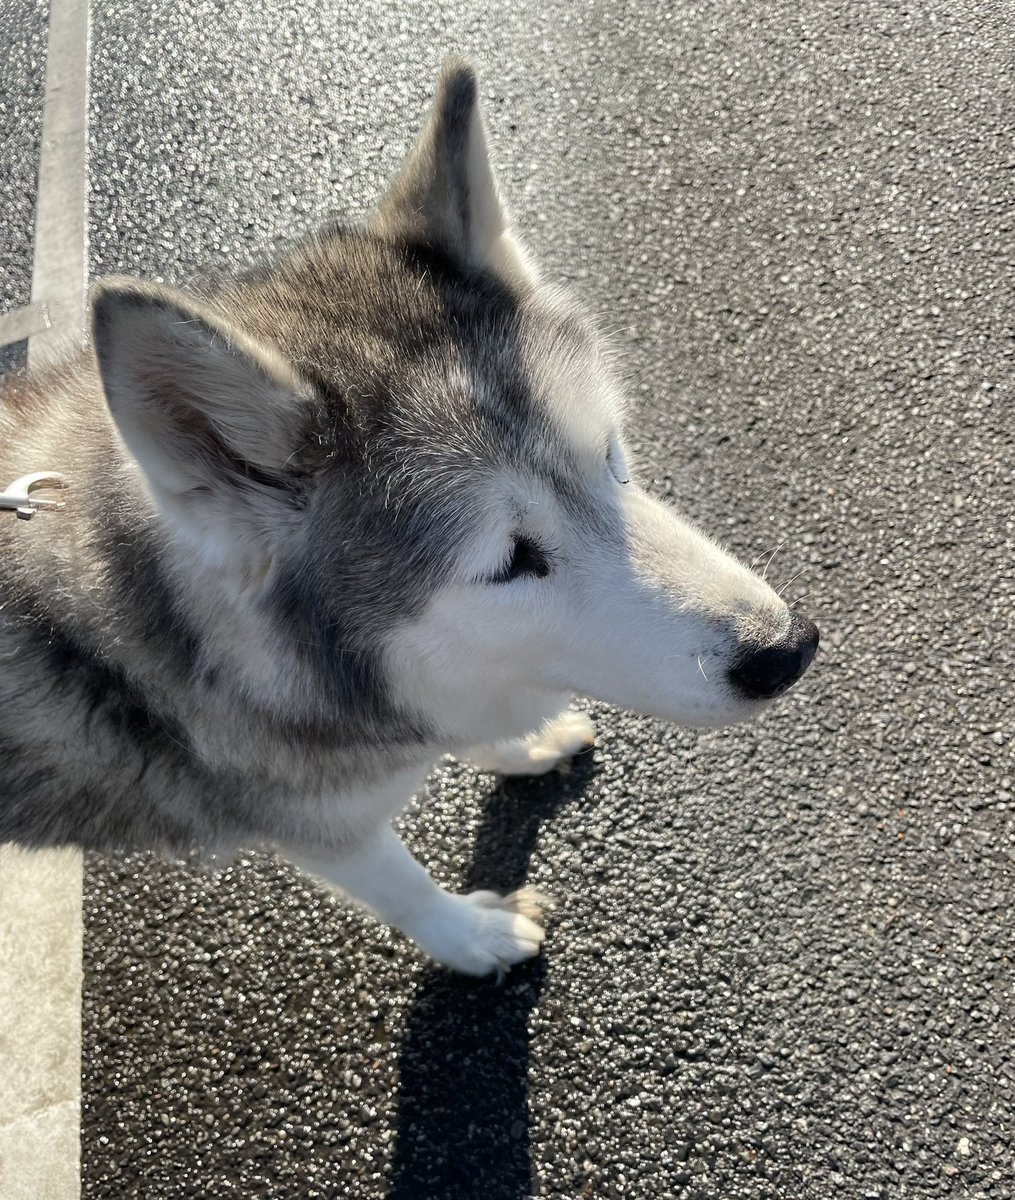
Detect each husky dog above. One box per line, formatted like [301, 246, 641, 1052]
[0, 60, 817, 975]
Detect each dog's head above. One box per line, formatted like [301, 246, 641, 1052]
[92, 59, 817, 746]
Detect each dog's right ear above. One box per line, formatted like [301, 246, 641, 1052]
[371, 57, 538, 287]
[92, 279, 323, 585]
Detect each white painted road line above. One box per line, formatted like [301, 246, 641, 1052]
[0, 848, 84, 1200]
[0, 0, 90, 1197]
[0, 302, 51, 349]
[29, 0, 91, 373]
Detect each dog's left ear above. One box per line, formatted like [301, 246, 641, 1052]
[372, 57, 538, 286]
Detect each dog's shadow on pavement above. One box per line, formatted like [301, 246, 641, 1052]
[387, 752, 597, 1200]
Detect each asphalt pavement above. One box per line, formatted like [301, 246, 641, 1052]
[0, 0, 46, 375]
[2, 0, 1013, 1197]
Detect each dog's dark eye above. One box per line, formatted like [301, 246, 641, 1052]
[491, 536, 550, 583]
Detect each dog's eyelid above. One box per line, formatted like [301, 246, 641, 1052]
[487, 533, 551, 584]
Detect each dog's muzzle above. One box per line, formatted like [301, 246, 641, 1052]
[728, 613, 820, 700]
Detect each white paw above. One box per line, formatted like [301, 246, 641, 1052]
[467, 710, 595, 776]
[413, 887, 551, 977]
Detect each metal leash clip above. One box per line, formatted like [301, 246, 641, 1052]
[0, 471, 68, 520]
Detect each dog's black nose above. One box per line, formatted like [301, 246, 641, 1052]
[728, 614, 819, 700]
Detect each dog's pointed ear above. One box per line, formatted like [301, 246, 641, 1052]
[371, 57, 538, 286]
[92, 279, 322, 584]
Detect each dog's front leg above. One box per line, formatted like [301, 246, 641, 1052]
[291, 827, 548, 977]
[465, 707, 595, 776]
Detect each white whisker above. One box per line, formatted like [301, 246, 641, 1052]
[751, 541, 783, 572]
[777, 567, 807, 597]
[761, 541, 786, 582]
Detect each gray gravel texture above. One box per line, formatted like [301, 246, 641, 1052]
[18, 0, 1010, 1195]
[0, 0, 47, 374]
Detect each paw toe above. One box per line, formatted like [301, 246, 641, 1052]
[457, 890, 549, 974]
[503, 886, 554, 921]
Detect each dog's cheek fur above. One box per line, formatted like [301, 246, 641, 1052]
[382, 594, 575, 753]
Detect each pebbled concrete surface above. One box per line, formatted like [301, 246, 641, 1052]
[7, 0, 1008, 1195]
[0, 0, 48, 375]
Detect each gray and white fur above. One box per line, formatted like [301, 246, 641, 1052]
[0, 60, 818, 974]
